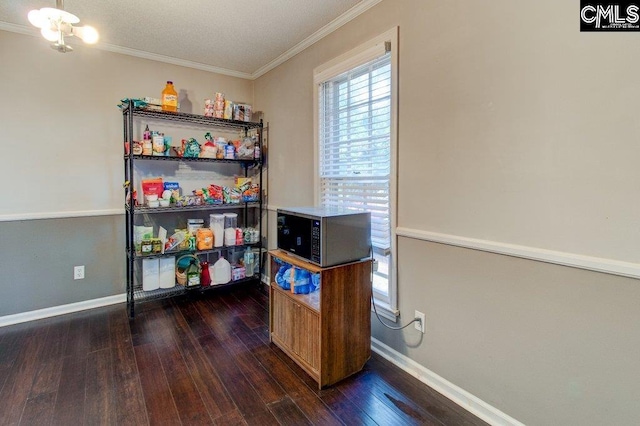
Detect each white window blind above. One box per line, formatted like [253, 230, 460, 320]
[318, 53, 391, 251]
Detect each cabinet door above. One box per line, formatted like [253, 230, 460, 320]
[271, 290, 295, 350]
[271, 288, 320, 371]
[295, 304, 320, 370]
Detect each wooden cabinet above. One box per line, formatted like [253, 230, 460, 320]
[269, 249, 371, 389]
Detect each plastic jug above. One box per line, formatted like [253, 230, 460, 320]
[211, 257, 231, 285]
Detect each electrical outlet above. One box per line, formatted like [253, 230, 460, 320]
[414, 310, 426, 333]
[74, 265, 85, 280]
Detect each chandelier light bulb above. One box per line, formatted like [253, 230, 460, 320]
[74, 25, 99, 44]
[28, 9, 45, 28]
[40, 26, 59, 42]
[41, 7, 79, 24]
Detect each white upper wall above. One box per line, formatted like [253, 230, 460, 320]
[0, 30, 253, 220]
[254, 0, 640, 264]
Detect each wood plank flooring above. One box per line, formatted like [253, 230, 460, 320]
[0, 284, 487, 425]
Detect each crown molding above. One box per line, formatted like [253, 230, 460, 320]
[0, 21, 31, 36]
[0, 21, 252, 79]
[250, 0, 384, 79]
[1, 0, 384, 80]
[98, 43, 253, 79]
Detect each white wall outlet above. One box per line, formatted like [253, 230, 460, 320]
[74, 265, 85, 280]
[414, 310, 426, 333]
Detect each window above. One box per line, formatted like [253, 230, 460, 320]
[314, 28, 398, 320]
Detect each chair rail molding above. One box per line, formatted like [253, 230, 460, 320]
[396, 227, 640, 280]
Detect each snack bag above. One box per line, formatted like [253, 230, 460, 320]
[141, 178, 163, 198]
[205, 184, 223, 205]
[196, 228, 214, 250]
[223, 186, 241, 204]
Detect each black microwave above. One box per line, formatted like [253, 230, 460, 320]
[277, 207, 371, 267]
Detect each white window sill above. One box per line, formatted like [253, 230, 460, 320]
[372, 299, 399, 322]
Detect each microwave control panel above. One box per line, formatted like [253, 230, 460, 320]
[311, 220, 321, 264]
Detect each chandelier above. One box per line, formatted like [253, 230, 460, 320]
[28, 0, 99, 52]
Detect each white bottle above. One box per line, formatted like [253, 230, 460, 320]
[243, 247, 255, 277]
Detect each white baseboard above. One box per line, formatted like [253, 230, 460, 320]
[0, 294, 126, 327]
[370, 337, 525, 426]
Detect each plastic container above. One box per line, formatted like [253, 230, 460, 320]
[224, 141, 235, 159]
[223, 213, 238, 246]
[224, 228, 235, 246]
[142, 258, 160, 291]
[187, 219, 204, 235]
[209, 214, 224, 248]
[159, 256, 175, 289]
[142, 140, 153, 155]
[211, 257, 231, 285]
[165, 230, 187, 252]
[161, 81, 178, 112]
[223, 212, 237, 228]
[152, 134, 165, 155]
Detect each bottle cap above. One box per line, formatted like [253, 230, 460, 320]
[167, 80, 173, 84]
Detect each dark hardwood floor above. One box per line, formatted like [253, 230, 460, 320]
[0, 284, 487, 425]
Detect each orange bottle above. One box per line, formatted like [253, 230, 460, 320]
[161, 81, 178, 112]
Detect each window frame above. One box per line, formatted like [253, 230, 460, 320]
[313, 27, 399, 321]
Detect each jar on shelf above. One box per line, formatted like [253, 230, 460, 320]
[223, 212, 237, 246]
[186, 259, 201, 287]
[209, 214, 224, 248]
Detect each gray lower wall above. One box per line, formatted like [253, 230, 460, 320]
[0, 215, 125, 316]
[373, 237, 640, 425]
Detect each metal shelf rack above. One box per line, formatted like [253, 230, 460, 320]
[122, 99, 264, 318]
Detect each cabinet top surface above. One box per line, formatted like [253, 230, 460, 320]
[269, 250, 323, 273]
[269, 249, 371, 273]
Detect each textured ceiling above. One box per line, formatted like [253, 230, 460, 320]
[0, 0, 375, 78]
